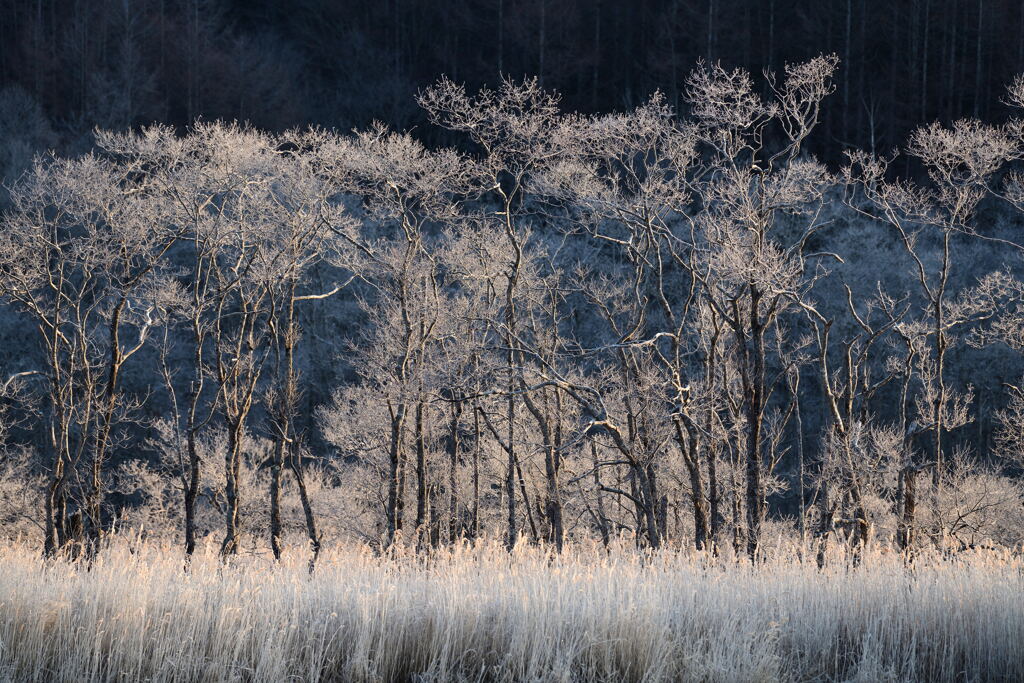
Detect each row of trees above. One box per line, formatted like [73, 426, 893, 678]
[4, 56, 1024, 565]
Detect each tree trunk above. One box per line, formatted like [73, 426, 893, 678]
[815, 480, 835, 569]
[386, 403, 407, 546]
[88, 297, 127, 549]
[591, 443, 611, 547]
[220, 420, 244, 556]
[44, 450, 66, 557]
[472, 401, 481, 539]
[289, 453, 321, 572]
[931, 231, 950, 544]
[674, 415, 710, 551]
[414, 398, 428, 539]
[505, 383, 516, 550]
[544, 451, 564, 551]
[184, 425, 200, 557]
[523, 388, 564, 551]
[269, 437, 285, 560]
[743, 296, 767, 560]
[448, 397, 462, 543]
[637, 465, 661, 548]
[899, 466, 917, 552]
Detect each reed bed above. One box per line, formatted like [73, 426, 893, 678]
[1, 538, 1022, 682]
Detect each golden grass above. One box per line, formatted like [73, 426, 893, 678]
[1, 538, 1022, 682]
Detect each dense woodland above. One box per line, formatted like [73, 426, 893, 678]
[5, 50, 1024, 565]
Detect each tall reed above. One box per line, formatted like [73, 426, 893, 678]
[1, 538, 1022, 681]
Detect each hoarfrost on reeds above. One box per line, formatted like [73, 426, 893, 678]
[1, 539, 1022, 682]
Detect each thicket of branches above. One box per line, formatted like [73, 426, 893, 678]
[5, 55, 1024, 565]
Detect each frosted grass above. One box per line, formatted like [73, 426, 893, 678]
[1, 539, 1022, 681]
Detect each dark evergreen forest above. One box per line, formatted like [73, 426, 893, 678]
[2, 1, 1022, 164]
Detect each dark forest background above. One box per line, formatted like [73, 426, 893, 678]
[2, 0, 1023, 165]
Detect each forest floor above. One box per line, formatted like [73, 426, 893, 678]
[0, 537, 1022, 682]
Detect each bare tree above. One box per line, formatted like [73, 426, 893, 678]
[0, 151, 174, 555]
[846, 114, 1017, 545]
[261, 130, 347, 567]
[797, 286, 907, 558]
[419, 76, 570, 550]
[160, 124, 293, 558]
[318, 123, 469, 548]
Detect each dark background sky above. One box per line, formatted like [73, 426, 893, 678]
[2, 0, 1023, 163]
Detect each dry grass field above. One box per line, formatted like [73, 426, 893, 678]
[1, 538, 1023, 682]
